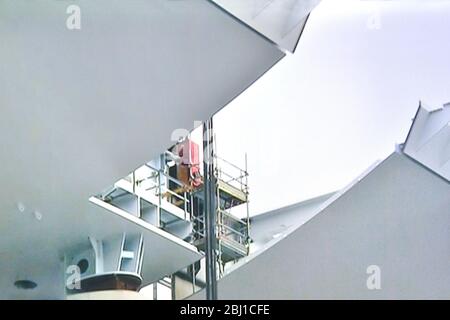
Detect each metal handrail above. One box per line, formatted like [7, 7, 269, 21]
[192, 211, 248, 244]
[214, 154, 248, 176]
[143, 163, 186, 188]
[164, 188, 189, 202]
[219, 209, 248, 225]
[127, 163, 192, 222]
[214, 155, 249, 196]
[218, 223, 247, 239]
[216, 168, 248, 181]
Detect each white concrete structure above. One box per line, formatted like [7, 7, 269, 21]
[0, 0, 290, 299]
[1, 0, 448, 300]
[191, 103, 450, 299]
[211, 0, 321, 52]
[403, 103, 450, 181]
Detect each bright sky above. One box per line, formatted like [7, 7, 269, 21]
[212, 0, 450, 216]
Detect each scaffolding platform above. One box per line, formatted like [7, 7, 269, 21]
[217, 179, 248, 208]
[89, 197, 203, 286]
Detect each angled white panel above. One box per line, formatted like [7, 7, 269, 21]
[403, 104, 450, 181]
[0, 196, 203, 299]
[191, 153, 450, 299]
[89, 198, 202, 287]
[212, 0, 321, 52]
[248, 192, 336, 251]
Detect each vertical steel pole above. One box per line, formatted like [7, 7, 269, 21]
[153, 282, 158, 300]
[245, 153, 250, 247]
[203, 118, 218, 300]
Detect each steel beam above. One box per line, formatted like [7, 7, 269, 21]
[203, 119, 218, 300]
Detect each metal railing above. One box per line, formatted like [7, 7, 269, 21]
[214, 155, 249, 196]
[139, 163, 192, 221]
[191, 154, 250, 261]
[217, 209, 248, 247]
[102, 163, 193, 225]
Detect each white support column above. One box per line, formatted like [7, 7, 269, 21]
[89, 237, 104, 274]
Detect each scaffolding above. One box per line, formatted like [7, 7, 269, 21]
[93, 138, 250, 299]
[99, 161, 193, 240]
[192, 154, 250, 271]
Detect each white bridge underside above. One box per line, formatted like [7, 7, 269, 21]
[0, 0, 283, 299]
[191, 153, 450, 299]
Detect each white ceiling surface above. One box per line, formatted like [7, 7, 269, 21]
[212, 0, 322, 52]
[191, 152, 450, 299]
[0, 201, 202, 299]
[89, 198, 203, 289]
[0, 0, 284, 298]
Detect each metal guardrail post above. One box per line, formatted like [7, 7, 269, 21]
[157, 171, 162, 228]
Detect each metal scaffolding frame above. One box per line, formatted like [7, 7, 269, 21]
[93, 118, 250, 300]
